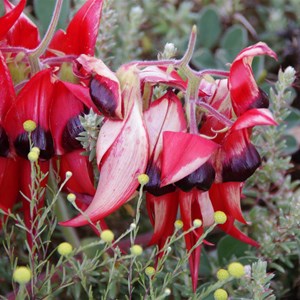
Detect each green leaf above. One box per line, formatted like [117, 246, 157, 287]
[281, 134, 298, 155]
[284, 107, 300, 129]
[197, 6, 221, 49]
[220, 24, 248, 62]
[217, 235, 250, 265]
[192, 48, 216, 69]
[34, 0, 71, 35]
[199, 248, 213, 276]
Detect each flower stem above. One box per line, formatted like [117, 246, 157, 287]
[28, 0, 63, 73]
[196, 100, 234, 127]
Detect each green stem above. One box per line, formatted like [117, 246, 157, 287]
[48, 166, 80, 248]
[29, 0, 63, 73]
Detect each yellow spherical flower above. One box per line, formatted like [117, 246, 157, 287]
[145, 266, 155, 277]
[23, 120, 37, 132]
[214, 288, 228, 300]
[174, 219, 183, 230]
[216, 269, 229, 281]
[100, 230, 114, 243]
[138, 173, 149, 185]
[13, 266, 32, 284]
[57, 242, 73, 256]
[27, 151, 39, 162]
[130, 244, 143, 256]
[228, 262, 245, 278]
[213, 211, 227, 224]
[193, 219, 202, 228]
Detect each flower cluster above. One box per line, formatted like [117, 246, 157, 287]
[0, 0, 277, 290]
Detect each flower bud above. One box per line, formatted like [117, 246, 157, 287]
[145, 266, 155, 277]
[65, 171, 73, 179]
[174, 219, 183, 230]
[227, 262, 245, 278]
[100, 230, 114, 243]
[13, 266, 32, 284]
[27, 151, 39, 162]
[130, 244, 143, 256]
[57, 242, 73, 256]
[216, 269, 229, 281]
[67, 193, 76, 202]
[214, 211, 227, 224]
[23, 120, 37, 132]
[193, 219, 202, 228]
[138, 173, 149, 185]
[214, 288, 228, 300]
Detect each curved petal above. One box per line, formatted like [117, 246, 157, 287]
[161, 132, 219, 186]
[209, 183, 258, 247]
[4, 69, 55, 160]
[60, 99, 148, 226]
[0, 0, 26, 41]
[50, 81, 87, 155]
[179, 189, 203, 292]
[48, 0, 103, 56]
[0, 51, 15, 120]
[4, 0, 40, 48]
[231, 108, 278, 131]
[0, 157, 19, 215]
[144, 90, 187, 162]
[146, 191, 179, 247]
[58, 150, 96, 196]
[229, 42, 277, 116]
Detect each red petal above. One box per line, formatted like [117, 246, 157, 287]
[4, 0, 40, 48]
[0, 157, 19, 214]
[50, 81, 87, 154]
[231, 108, 278, 131]
[48, 0, 103, 56]
[4, 69, 54, 140]
[60, 100, 148, 226]
[144, 90, 187, 161]
[229, 42, 277, 116]
[179, 189, 203, 292]
[0, 52, 15, 119]
[209, 183, 258, 247]
[58, 150, 96, 196]
[146, 191, 179, 246]
[209, 182, 246, 224]
[161, 132, 219, 186]
[0, 0, 25, 41]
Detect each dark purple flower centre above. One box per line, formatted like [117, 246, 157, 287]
[90, 76, 118, 118]
[175, 162, 215, 192]
[144, 163, 176, 196]
[0, 126, 9, 157]
[249, 88, 269, 110]
[62, 115, 84, 152]
[222, 143, 261, 182]
[14, 125, 54, 160]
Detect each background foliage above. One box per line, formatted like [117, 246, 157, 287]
[1, 0, 300, 299]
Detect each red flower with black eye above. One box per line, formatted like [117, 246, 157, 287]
[61, 67, 149, 227]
